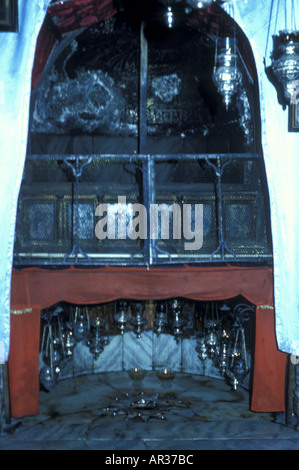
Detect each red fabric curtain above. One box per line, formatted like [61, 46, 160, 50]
[48, 0, 117, 33]
[251, 307, 286, 412]
[8, 265, 286, 417]
[11, 265, 275, 307]
[8, 306, 41, 418]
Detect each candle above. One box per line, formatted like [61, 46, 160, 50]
[164, 368, 168, 375]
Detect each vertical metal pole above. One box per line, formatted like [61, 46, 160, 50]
[138, 21, 156, 266]
[152, 330, 155, 370]
[138, 21, 148, 155]
[294, 362, 299, 427]
[286, 355, 295, 425]
[63, 157, 92, 263]
[205, 156, 236, 261]
[146, 156, 155, 265]
[2, 363, 11, 425]
[216, 157, 225, 259]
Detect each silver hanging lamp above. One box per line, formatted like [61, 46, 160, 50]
[164, 1, 174, 28]
[212, 36, 242, 110]
[212, 2, 242, 110]
[266, 0, 299, 103]
[185, 0, 214, 8]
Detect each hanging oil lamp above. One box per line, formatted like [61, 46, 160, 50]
[205, 330, 218, 358]
[40, 318, 60, 390]
[271, 32, 299, 103]
[217, 330, 229, 375]
[164, 2, 174, 28]
[73, 306, 90, 342]
[212, 36, 242, 110]
[203, 301, 220, 330]
[88, 316, 104, 360]
[265, 0, 299, 103]
[196, 336, 208, 361]
[170, 299, 184, 341]
[231, 352, 247, 383]
[185, 0, 214, 8]
[64, 329, 76, 358]
[131, 303, 146, 338]
[154, 302, 168, 335]
[114, 300, 129, 335]
[39, 364, 56, 391]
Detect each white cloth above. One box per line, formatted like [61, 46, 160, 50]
[0, 0, 50, 362]
[232, 0, 299, 355]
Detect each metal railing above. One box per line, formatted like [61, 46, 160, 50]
[13, 152, 272, 267]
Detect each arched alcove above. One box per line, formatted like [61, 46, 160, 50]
[6, 1, 289, 426]
[14, 2, 272, 267]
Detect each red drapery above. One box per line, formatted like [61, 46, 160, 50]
[8, 306, 41, 418]
[9, 265, 286, 418]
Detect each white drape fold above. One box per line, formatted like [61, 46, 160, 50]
[0, 0, 50, 362]
[233, 0, 299, 355]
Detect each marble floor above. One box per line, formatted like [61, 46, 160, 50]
[1, 371, 299, 450]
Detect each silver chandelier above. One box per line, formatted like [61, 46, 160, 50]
[266, 0, 299, 104]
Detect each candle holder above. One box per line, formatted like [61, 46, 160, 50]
[156, 367, 176, 385]
[128, 368, 147, 382]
